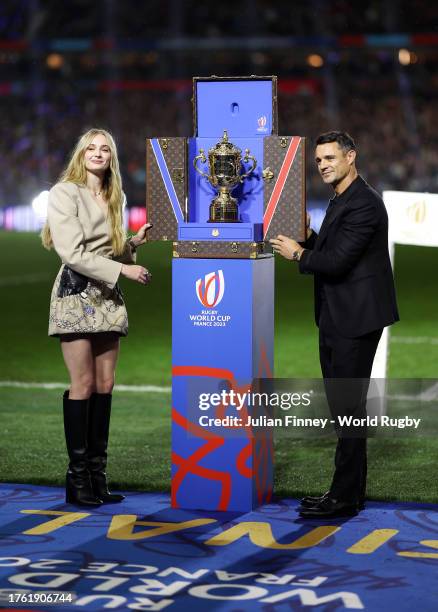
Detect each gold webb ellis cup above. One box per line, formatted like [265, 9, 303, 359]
[193, 130, 257, 222]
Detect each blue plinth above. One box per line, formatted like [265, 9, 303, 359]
[171, 257, 274, 511]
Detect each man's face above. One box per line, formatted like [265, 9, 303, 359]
[314, 142, 355, 187]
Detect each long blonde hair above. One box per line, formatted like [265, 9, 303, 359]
[41, 128, 126, 255]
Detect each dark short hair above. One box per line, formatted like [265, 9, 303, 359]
[316, 131, 356, 153]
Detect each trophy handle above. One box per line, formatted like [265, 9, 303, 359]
[193, 149, 209, 179]
[240, 149, 257, 181]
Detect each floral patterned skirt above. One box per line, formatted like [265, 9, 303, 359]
[48, 265, 128, 337]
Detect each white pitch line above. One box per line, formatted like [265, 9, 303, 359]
[417, 381, 438, 401]
[391, 336, 438, 345]
[116, 384, 171, 393]
[0, 381, 437, 401]
[0, 381, 171, 393]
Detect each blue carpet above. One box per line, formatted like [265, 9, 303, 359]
[0, 484, 437, 611]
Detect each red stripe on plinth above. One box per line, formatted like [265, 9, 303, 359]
[171, 407, 231, 510]
[172, 365, 235, 381]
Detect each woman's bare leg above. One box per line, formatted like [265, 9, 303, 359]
[60, 335, 95, 399]
[92, 332, 120, 393]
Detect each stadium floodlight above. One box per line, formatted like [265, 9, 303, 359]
[31, 190, 50, 220]
[46, 53, 64, 69]
[307, 54, 324, 68]
[398, 48, 412, 65]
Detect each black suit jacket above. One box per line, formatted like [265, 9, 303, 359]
[299, 175, 399, 338]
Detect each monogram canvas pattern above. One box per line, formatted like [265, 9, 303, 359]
[263, 136, 306, 242]
[146, 138, 187, 241]
[173, 241, 272, 259]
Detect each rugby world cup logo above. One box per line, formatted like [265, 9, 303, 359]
[257, 115, 268, 132]
[196, 270, 225, 308]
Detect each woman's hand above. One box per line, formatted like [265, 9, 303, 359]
[121, 264, 152, 285]
[130, 223, 153, 248]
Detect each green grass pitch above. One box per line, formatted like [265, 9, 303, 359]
[0, 232, 437, 502]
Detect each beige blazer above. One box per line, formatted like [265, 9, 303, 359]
[47, 181, 135, 288]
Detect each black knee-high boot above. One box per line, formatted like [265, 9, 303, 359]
[63, 391, 102, 506]
[87, 392, 125, 503]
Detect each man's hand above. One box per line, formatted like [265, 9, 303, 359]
[270, 235, 304, 261]
[130, 223, 153, 248]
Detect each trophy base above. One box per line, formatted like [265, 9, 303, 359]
[207, 218, 241, 223]
[208, 194, 240, 223]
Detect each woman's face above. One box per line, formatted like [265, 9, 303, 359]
[84, 133, 111, 175]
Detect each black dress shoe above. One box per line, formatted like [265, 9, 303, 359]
[299, 497, 358, 518]
[300, 491, 330, 509]
[299, 494, 365, 512]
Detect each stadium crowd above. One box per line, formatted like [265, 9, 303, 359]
[1, 0, 437, 206]
[6, 0, 437, 38]
[1, 84, 436, 207]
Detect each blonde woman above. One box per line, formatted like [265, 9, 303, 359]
[42, 128, 152, 507]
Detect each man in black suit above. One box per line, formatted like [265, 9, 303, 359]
[270, 131, 399, 518]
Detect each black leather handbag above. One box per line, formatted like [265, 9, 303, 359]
[57, 266, 89, 297]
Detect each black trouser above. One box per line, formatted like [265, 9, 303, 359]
[318, 300, 382, 504]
